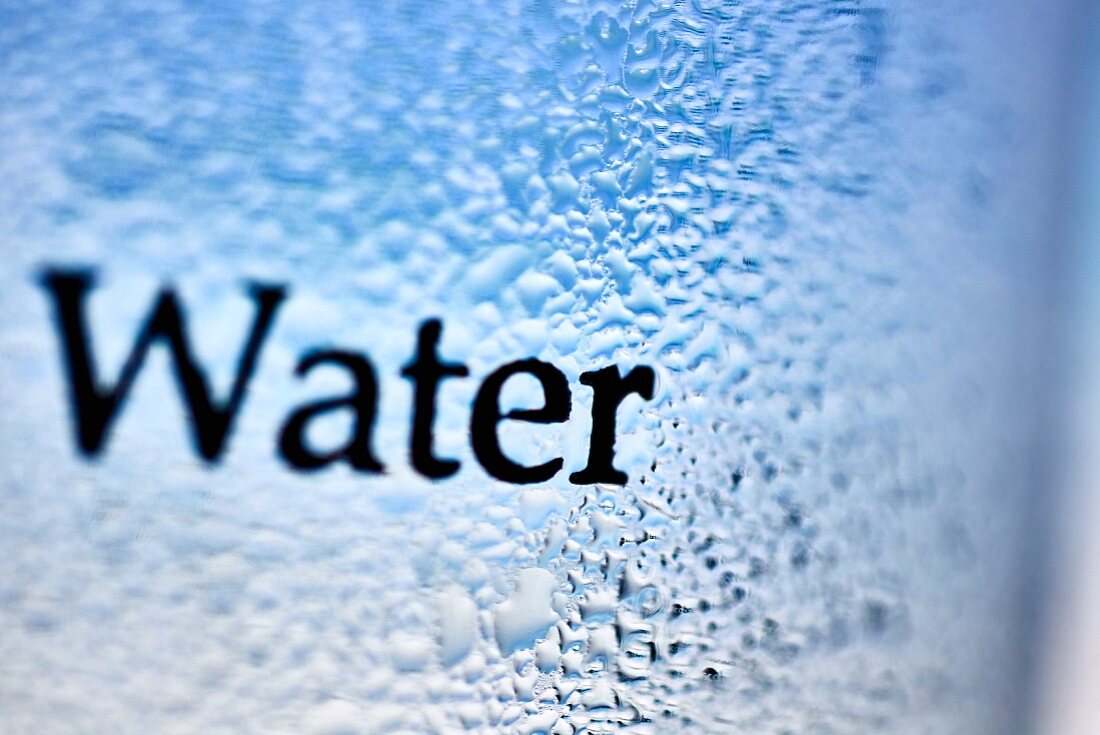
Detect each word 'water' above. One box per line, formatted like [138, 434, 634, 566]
[39, 269, 656, 485]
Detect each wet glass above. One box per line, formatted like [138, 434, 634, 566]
[0, 1, 1085, 733]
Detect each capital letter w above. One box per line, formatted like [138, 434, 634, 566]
[39, 269, 286, 461]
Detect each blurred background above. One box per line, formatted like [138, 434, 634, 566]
[0, 1, 1096, 733]
[1035, 2, 1100, 733]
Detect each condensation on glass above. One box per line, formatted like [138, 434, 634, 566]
[0, 1, 1071, 733]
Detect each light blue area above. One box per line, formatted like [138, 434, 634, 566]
[0, 1, 1078, 733]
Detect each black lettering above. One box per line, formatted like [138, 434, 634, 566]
[278, 350, 384, 472]
[39, 268, 285, 461]
[471, 359, 571, 484]
[569, 364, 655, 485]
[400, 319, 468, 479]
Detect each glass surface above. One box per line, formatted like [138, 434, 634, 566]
[0, 1, 1079, 733]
